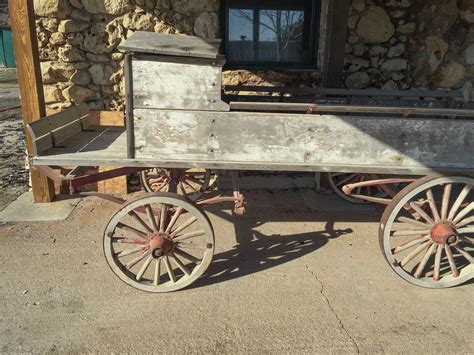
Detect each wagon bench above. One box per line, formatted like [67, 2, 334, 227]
[27, 32, 473, 292]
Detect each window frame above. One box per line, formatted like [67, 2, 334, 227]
[221, 0, 322, 71]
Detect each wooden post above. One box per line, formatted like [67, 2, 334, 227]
[8, 0, 55, 202]
[323, 0, 351, 88]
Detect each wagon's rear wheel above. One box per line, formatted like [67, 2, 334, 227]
[140, 168, 212, 201]
[379, 175, 473, 288]
[104, 192, 215, 292]
[328, 173, 387, 204]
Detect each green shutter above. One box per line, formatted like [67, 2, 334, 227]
[0, 29, 16, 68]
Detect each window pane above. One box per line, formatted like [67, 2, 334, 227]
[258, 10, 305, 63]
[228, 9, 255, 62]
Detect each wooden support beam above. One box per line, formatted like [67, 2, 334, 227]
[323, 0, 351, 88]
[8, 0, 55, 202]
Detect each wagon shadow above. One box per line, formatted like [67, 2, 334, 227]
[191, 204, 355, 289]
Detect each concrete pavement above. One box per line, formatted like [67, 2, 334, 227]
[0, 189, 472, 353]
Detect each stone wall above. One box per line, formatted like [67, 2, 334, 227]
[34, 0, 220, 111]
[345, 0, 474, 95]
[0, 0, 9, 27]
[33, 0, 474, 110]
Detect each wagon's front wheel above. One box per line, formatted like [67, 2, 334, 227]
[379, 175, 473, 288]
[104, 193, 215, 292]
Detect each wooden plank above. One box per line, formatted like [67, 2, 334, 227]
[224, 85, 464, 98]
[230, 102, 474, 117]
[132, 56, 229, 112]
[8, 0, 55, 202]
[133, 109, 474, 173]
[119, 31, 222, 59]
[125, 54, 135, 159]
[89, 111, 125, 126]
[47, 104, 88, 130]
[27, 117, 51, 139]
[51, 119, 82, 146]
[87, 111, 127, 195]
[32, 134, 53, 156]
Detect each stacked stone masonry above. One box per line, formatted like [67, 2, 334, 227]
[31, 0, 474, 110]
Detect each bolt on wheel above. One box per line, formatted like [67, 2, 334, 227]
[379, 175, 473, 288]
[104, 192, 215, 292]
[139, 168, 213, 201]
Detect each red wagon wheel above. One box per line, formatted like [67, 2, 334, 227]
[379, 175, 473, 288]
[140, 168, 212, 201]
[104, 193, 215, 292]
[328, 173, 389, 204]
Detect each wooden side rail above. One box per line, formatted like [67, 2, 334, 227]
[26, 104, 94, 155]
[230, 102, 474, 117]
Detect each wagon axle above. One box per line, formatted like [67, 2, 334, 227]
[148, 234, 174, 258]
[430, 222, 459, 246]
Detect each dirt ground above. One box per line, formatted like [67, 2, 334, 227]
[0, 69, 28, 211]
[0, 190, 472, 353]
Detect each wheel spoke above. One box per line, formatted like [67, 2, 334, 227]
[452, 202, 473, 225]
[185, 175, 205, 187]
[154, 259, 161, 286]
[116, 222, 147, 239]
[126, 250, 148, 269]
[456, 216, 474, 228]
[447, 185, 472, 221]
[136, 255, 154, 281]
[426, 189, 441, 222]
[392, 229, 431, 237]
[457, 226, 474, 235]
[433, 245, 443, 281]
[176, 242, 209, 251]
[460, 236, 473, 245]
[414, 243, 437, 278]
[178, 182, 187, 196]
[393, 235, 430, 254]
[112, 237, 146, 245]
[445, 245, 460, 277]
[159, 204, 168, 233]
[454, 246, 473, 264]
[170, 254, 191, 276]
[154, 179, 170, 193]
[174, 247, 201, 263]
[164, 255, 176, 283]
[174, 229, 206, 242]
[409, 202, 435, 225]
[441, 184, 452, 220]
[182, 179, 199, 193]
[145, 204, 159, 232]
[170, 216, 197, 238]
[396, 216, 431, 229]
[165, 207, 184, 234]
[400, 241, 431, 267]
[117, 246, 145, 258]
[336, 173, 358, 187]
[128, 211, 153, 233]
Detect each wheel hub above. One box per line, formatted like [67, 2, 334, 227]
[148, 233, 174, 258]
[430, 222, 458, 245]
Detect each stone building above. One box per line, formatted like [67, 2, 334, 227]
[28, 0, 474, 111]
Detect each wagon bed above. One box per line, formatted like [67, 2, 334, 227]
[26, 32, 473, 291]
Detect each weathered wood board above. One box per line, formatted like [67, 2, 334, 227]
[132, 55, 229, 112]
[133, 109, 474, 174]
[119, 31, 222, 59]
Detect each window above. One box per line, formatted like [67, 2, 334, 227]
[223, 0, 321, 69]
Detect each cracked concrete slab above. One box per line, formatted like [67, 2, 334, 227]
[0, 190, 472, 353]
[0, 192, 81, 222]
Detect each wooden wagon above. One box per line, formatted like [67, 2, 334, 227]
[27, 32, 473, 291]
